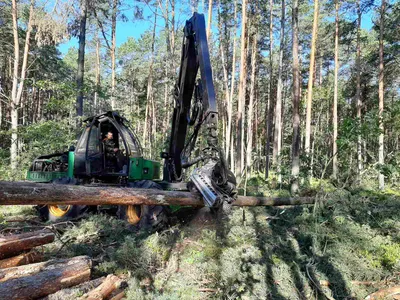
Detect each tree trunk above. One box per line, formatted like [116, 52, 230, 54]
[304, 0, 319, 157]
[76, 0, 87, 117]
[10, 0, 34, 170]
[82, 274, 121, 300]
[0, 181, 315, 207]
[42, 277, 105, 300]
[217, 5, 230, 165]
[109, 290, 126, 300]
[0, 256, 91, 300]
[94, 28, 101, 114]
[355, 0, 362, 182]
[272, 0, 285, 184]
[332, 0, 340, 179]
[0, 230, 55, 259]
[143, 9, 157, 150]
[265, 0, 274, 180]
[236, 0, 248, 177]
[291, 0, 300, 195]
[226, 0, 238, 164]
[206, 0, 213, 41]
[378, 0, 385, 190]
[246, 31, 258, 177]
[0, 250, 43, 269]
[111, 0, 117, 110]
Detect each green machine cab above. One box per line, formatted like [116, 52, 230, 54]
[27, 111, 160, 183]
[26, 111, 164, 226]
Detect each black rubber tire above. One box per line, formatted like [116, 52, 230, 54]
[37, 205, 89, 222]
[37, 177, 90, 222]
[117, 180, 170, 230]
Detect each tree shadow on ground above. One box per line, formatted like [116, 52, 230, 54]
[251, 205, 352, 299]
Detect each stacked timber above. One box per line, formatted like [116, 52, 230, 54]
[0, 230, 54, 267]
[0, 230, 128, 300]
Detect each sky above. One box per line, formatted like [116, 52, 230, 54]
[57, 3, 375, 57]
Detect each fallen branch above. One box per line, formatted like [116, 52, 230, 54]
[0, 249, 43, 269]
[80, 274, 122, 300]
[0, 229, 55, 259]
[0, 181, 314, 207]
[0, 256, 91, 300]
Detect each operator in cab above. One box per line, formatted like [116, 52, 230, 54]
[103, 131, 120, 171]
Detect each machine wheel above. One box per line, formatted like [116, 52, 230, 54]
[38, 205, 88, 222]
[37, 177, 89, 222]
[117, 180, 170, 230]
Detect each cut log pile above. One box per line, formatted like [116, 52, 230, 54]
[0, 230, 127, 300]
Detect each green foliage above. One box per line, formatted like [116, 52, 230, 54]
[0, 119, 75, 181]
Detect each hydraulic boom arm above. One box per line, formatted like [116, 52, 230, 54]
[163, 13, 236, 208]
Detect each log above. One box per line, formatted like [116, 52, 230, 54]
[365, 286, 400, 300]
[0, 230, 55, 259]
[0, 255, 91, 300]
[43, 277, 106, 300]
[109, 290, 125, 300]
[80, 274, 122, 300]
[0, 249, 43, 269]
[0, 181, 314, 207]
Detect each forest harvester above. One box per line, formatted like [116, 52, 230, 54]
[26, 13, 237, 228]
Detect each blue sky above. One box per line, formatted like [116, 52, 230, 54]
[58, 3, 375, 56]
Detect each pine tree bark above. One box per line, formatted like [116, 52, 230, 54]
[206, 0, 213, 41]
[291, 0, 300, 195]
[0, 250, 43, 269]
[378, 0, 386, 190]
[356, 0, 362, 181]
[81, 274, 121, 300]
[226, 0, 237, 165]
[272, 0, 285, 183]
[42, 277, 105, 300]
[10, 0, 34, 169]
[76, 0, 87, 118]
[305, 0, 319, 158]
[218, 8, 231, 164]
[265, 0, 274, 180]
[0, 230, 55, 259]
[143, 10, 157, 150]
[236, 0, 248, 177]
[111, 0, 117, 110]
[332, 0, 340, 179]
[246, 30, 258, 177]
[0, 180, 315, 207]
[0, 256, 91, 300]
[94, 28, 101, 114]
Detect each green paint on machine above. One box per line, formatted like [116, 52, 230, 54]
[129, 157, 160, 181]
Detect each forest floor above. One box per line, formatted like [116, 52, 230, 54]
[0, 185, 399, 299]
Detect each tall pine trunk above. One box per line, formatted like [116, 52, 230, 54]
[206, 0, 213, 41]
[10, 0, 34, 170]
[272, 0, 285, 183]
[236, 0, 248, 177]
[226, 0, 237, 164]
[305, 0, 319, 175]
[246, 30, 258, 177]
[291, 0, 300, 194]
[332, 0, 340, 179]
[94, 28, 100, 114]
[76, 0, 87, 118]
[111, 0, 117, 110]
[378, 0, 386, 189]
[265, 0, 274, 180]
[356, 0, 362, 181]
[143, 9, 157, 151]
